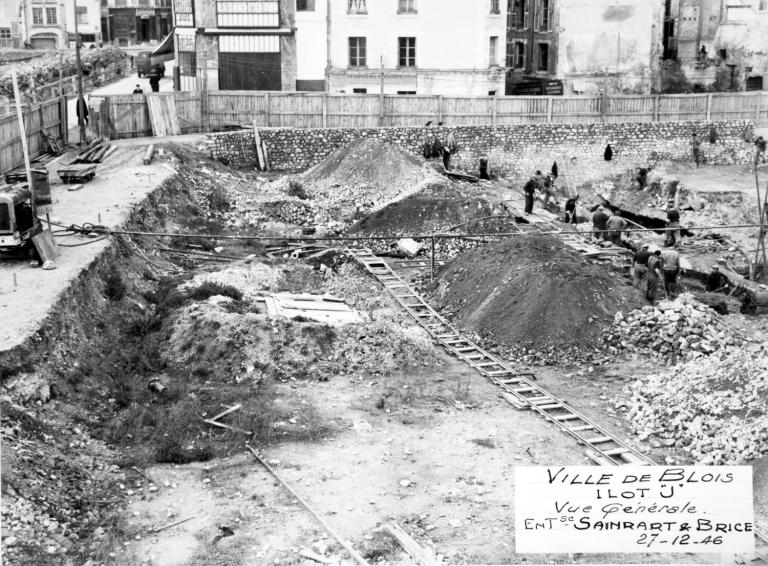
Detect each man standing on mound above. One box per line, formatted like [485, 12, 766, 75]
[646, 249, 663, 303]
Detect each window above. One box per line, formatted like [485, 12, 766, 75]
[537, 42, 549, 71]
[217, 0, 279, 27]
[297, 0, 315, 10]
[352, 87, 367, 93]
[759, 0, 767, 10]
[349, 37, 366, 67]
[490, 0, 500, 14]
[398, 0, 416, 14]
[511, 0, 527, 29]
[46, 7, 57, 24]
[513, 41, 525, 68]
[398, 37, 416, 67]
[348, 0, 367, 14]
[32, 7, 43, 24]
[76, 6, 88, 24]
[0, 28, 10, 39]
[725, 5, 750, 21]
[174, 0, 194, 26]
[539, 0, 550, 30]
[489, 36, 498, 66]
[397, 90, 416, 94]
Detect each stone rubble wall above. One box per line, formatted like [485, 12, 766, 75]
[205, 120, 755, 176]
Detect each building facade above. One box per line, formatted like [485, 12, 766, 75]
[552, 0, 664, 94]
[66, 0, 102, 47]
[505, 0, 559, 94]
[662, 0, 768, 91]
[24, 0, 66, 49]
[102, 0, 172, 46]
[326, 0, 506, 95]
[0, 1, 23, 48]
[173, 0, 296, 91]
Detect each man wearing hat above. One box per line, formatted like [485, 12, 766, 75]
[632, 243, 651, 289]
[646, 248, 663, 303]
[592, 205, 610, 240]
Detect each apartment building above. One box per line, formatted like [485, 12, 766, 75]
[66, 0, 101, 47]
[505, 0, 559, 94]
[0, 1, 23, 48]
[663, 0, 768, 91]
[24, 0, 65, 49]
[172, 0, 296, 91]
[101, 0, 172, 46]
[327, 0, 507, 95]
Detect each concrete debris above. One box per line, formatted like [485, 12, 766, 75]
[625, 348, 768, 464]
[603, 293, 743, 362]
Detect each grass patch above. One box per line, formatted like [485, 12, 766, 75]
[188, 281, 244, 302]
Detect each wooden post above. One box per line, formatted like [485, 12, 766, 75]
[430, 235, 435, 281]
[11, 70, 37, 223]
[600, 92, 607, 121]
[437, 95, 443, 124]
[58, 53, 64, 99]
[755, 92, 761, 123]
[546, 96, 553, 122]
[265, 92, 271, 128]
[322, 92, 327, 127]
[379, 55, 384, 127]
[706, 93, 713, 121]
[652, 95, 659, 121]
[492, 96, 497, 125]
[59, 96, 68, 143]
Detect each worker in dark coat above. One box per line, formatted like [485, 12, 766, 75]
[479, 157, 489, 180]
[75, 96, 89, 125]
[523, 177, 537, 214]
[591, 205, 610, 240]
[551, 161, 558, 179]
[664, 208, 681, 247]
[149, 76, 160, 92]
[646, 249, 662, 303]
[564, 195, 579, 224]
[632, 243, 651, 289]
[604, 144, 613, 161]
[705, 266, 729, 292]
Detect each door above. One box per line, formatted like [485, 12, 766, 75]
[218, 52, 281, 90]
[140, 18, 150, 42]
[30, 36, 57, 49]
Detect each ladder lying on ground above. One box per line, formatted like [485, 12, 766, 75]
[348, 247, 650, 466]
[348, 247, 768, 562]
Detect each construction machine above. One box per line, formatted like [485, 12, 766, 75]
[0, 184, 44, 260]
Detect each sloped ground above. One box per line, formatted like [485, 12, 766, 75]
[428, 234, 644, 364]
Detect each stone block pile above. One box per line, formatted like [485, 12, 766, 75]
[625, 348, 768, 464]
[603, 293, 742, 362]
[261, 199, 316, 226]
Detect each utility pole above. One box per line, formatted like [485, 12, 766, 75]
[11, 70, 38, 224]
[379, 55, 384, 127]
[74, 0, 87, 145]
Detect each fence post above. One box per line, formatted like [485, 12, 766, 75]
[59, 96, 68, 143]
[706, 93, 713, 121]
[265, 92, 271, 128]
[600, 92, 607, 121]
[437, 95, 443, 124]
[547, 96, 553, 122]
[653, 95, 659, 121]
[322, 93, 327, 127]
[755, 92, 761, 123]
[492, 96, 497, 125]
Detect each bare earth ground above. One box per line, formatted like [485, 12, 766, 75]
[0, 144, 173, 352]
[121, 355, 719, 566]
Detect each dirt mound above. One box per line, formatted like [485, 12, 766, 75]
[349, 181, 512, 235]
[429, 235, 643, 355]
[302, 138, 431, 208]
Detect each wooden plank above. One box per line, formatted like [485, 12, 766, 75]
[384, 522, 440, 566]
[253, 123, 265, 170]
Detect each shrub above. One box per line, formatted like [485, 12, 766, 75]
[188, 281, 243, 302]
[287, 179, 309, 200]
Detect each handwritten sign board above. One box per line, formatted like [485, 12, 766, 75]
[515, 466, 754, 553]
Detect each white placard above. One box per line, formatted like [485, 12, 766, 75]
[515, 466, 754, 554]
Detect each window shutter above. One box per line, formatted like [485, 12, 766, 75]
[523, 0, 529, 29]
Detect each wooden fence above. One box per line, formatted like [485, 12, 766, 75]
[0, 98, 66, 175]
[104, 90, 768, 138]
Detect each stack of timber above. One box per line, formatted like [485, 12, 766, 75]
[147, 95, 181, 137]
[73, 139, 115, 164]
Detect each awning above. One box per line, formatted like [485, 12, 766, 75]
[151, 31, 174, 65]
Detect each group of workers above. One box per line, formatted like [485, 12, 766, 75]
[631, 243, 681, 303]
[523, 165, 559, 214]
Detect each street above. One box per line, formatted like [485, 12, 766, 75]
[66, 60, 174, 142]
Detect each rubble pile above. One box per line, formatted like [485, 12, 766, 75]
[261, 199, 317, 226]
[626, 348, 768, 464]
[604, 294, 743, 362]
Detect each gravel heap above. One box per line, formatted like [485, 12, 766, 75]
[625, 348, 768, 464]
[603, 294, 743, 362]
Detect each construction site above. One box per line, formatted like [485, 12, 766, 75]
[2, 116, 768, 566]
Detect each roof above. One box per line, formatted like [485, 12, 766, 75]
[151, 32, 174, 64]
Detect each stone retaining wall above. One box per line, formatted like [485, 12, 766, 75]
[205, 120, 755, 176]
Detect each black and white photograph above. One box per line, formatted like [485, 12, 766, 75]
[0, 0, 767, 564]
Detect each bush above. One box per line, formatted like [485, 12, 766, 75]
[188, 281, 243, 302]
[104, 273, 126, 301]
[287, 179, 309, 200]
